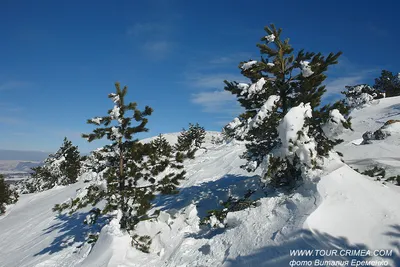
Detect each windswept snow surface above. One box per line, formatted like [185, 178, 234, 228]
[1, 99, 400, 267]
[337, 96, 400, 177]
[0, 182, 93, 267]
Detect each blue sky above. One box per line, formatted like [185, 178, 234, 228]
[1, 0, 399, 153]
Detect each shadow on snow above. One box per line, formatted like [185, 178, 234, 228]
[34, 211, 109, 256]
[224, 225, 400, 267]
[154, 174, 263, 219]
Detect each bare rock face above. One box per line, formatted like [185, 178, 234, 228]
[383, 119, 400, 126]
[362, 120, 400, 144]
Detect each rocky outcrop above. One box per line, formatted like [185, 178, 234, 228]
[362, 120, 400, 144]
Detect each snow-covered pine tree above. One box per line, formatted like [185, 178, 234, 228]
[148, 134, 186, 195]
[81, 147, 110, 175]
[22, 137, 81, 193]
[59, 137, 81, 184]
[224, 24, 351, 187]
[54, 82, 186, 253]
[188, 123, 206, 149]
[341, 84, 384, 109]
[0, 174, 18, 214]
[174, 123, 206, 158]
[0, 174, 9, 214]
[374, 70, 400, 97]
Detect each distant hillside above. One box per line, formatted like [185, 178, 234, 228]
[0, 160, 42, 174]
[0, 149, 50, 161]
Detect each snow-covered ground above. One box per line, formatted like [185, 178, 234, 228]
[337, 97, 400, 178]
[1, 98, 400, 267]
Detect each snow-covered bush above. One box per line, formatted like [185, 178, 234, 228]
[342, 84, 384, 109]
[80, 147, 114, 179]
[20, 137, 81, 193]
[201, 191, 258, 228]
[210, 135, 224, 145]
[223, 24, 351, 187]
[386, 175, 400, 186]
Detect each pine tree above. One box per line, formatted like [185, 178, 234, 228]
[373, 70, 400, 97]
[188, 123, 206, 149]
[21, 137, 81, 193]
[59, 137, 81, 184]
[224, 24, 351, 187]
[174, 123, 206, 159]
[0, 174, 18, 214]
[54, 82, 187, 252]
[0, 174, 9, 214]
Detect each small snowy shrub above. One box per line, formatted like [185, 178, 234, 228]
[362, 166, 386, 179]
[201, 190, 258, 228]
[342, 84, 384, 109]
[210, 135, 224, 145]
[386, 175, 400, 186]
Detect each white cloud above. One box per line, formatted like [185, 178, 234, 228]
[208, 52, 253, 65]
[127, 23, 171, 37]
[185, 72, 247, 117]
[142, 41, 175, 58]
[191, 90, 241, 114]
[325, 75, 365, 96]
[127, 22, 176, 59]
[186, 73, 246, 89]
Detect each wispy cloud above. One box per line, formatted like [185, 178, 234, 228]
[142, 40, 175, 59]
[0, 103, 25, 125]
[186, 72, 246, 89]
[208, 52, 253, 65]
[191, 90, 240, 113]
[0, 116, 24, 125]
[0, 81, 31, 91]
[127, 23, 172, 37]
[186, 72, 245, 117]
[0, 103, 24, 113]
[325, 75, 366, 97]
[323, 58, 381, 102]
[127, 22, 176, 59]
[368, 22, 388, 37]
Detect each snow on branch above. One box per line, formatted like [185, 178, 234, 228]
[241, 60, 258, 71]
[300, 61, 314, 77]
[265, 34, 275, 42]
[249, 95, 280, 129]
[241, 78, 266, 98]
[277, 103, 317, 166]
[322, 109, 348, 139]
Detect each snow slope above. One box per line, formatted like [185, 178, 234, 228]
[1, 98, 400, 266]
[337, 96, 400, 177]
[0, 182, 93, 267]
